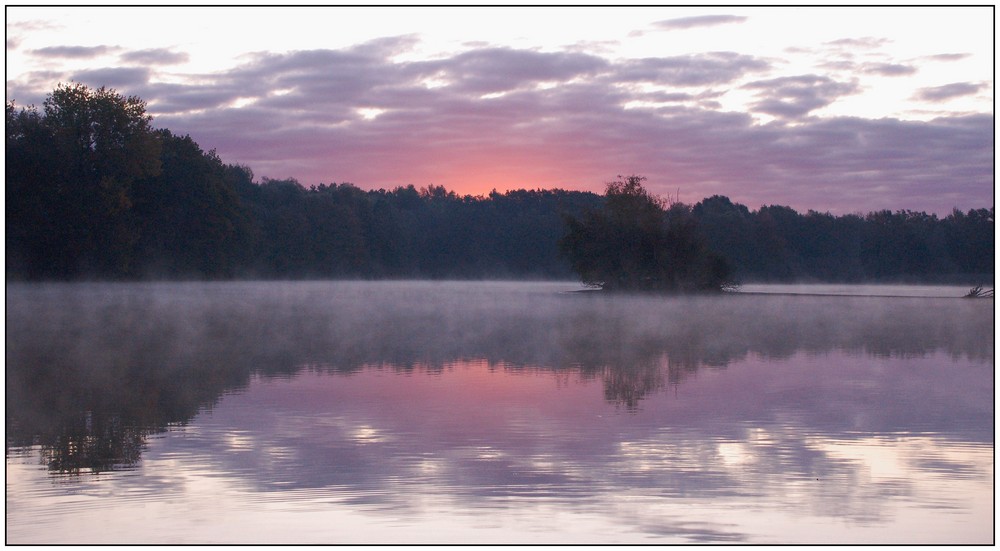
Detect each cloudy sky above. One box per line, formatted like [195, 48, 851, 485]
[5, 5, 994, 214]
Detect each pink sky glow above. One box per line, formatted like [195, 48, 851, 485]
[5, 6, 994, 215]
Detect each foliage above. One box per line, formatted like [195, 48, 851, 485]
[691, 199, 994, 283]
[131, 130, 253, 277]
[560, 175, 735, 292]
[7, 84, 162, 278]
[231, 182, 602, 279]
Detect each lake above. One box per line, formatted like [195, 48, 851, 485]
[5, 281, 994, 544]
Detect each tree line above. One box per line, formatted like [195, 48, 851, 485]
[6, 84, 994, 283]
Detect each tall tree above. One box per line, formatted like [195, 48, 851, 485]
[7, 83, 161, 277]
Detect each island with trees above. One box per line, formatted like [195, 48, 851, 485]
[560, 174, 735, 292]
[6, 84, 994, 288]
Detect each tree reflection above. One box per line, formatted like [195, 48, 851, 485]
[39, 415, 147, 474]
[5, 351, 252, 472]
[601, 361, 666, 411]
[6, 282, 993, 472]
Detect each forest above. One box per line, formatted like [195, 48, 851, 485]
[6, 84, 995, 284]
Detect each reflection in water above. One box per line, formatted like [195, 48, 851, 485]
[5, 281, 994, 543]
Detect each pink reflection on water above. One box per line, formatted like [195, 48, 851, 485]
[7, 352, 993, 544]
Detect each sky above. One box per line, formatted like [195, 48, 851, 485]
[5, 5, 995, 215]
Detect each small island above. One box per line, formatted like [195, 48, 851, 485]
[560, 174, 735, 292]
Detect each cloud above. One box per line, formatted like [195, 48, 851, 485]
[747, 114, 993, 211]
[7, 19, 61, 32]
[29, 45, 118, 58]
[422, 47, 609, 94]
[860, 62, 917, 76]
[5, 71, 67, 107]
[743, 75, 860, 119]
[653, 15, 748, 30]
[210, 38, 428, 108]
[169, 44, 984, 211]
[7, 20, 61, 53]
[616, 52, 771, 87]
[349, 33, 422, 59]
[140, 82, 249, 114]
[922, 53, 970, 62]
[824, 37, 890, 49]
[13, 37, 989, 216]
[638, 91, 697, 103]
[120, 48, 190, 65]
[71, 67, 151, 89]
[818, 60, 916, 77]
[913, 82, 984, 102]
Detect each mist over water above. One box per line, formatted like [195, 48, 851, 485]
[5, 281, 994, 544]
[7, 280, 991, 369]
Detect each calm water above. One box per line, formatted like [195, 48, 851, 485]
[5, 281, 994, 544]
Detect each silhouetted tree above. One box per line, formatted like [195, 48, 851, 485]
[6, 83, 162, 278]
[560, 175, 734, 292]
[45, 83, 162, 276]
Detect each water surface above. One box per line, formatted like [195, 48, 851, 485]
[5, 281, 993, 543]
